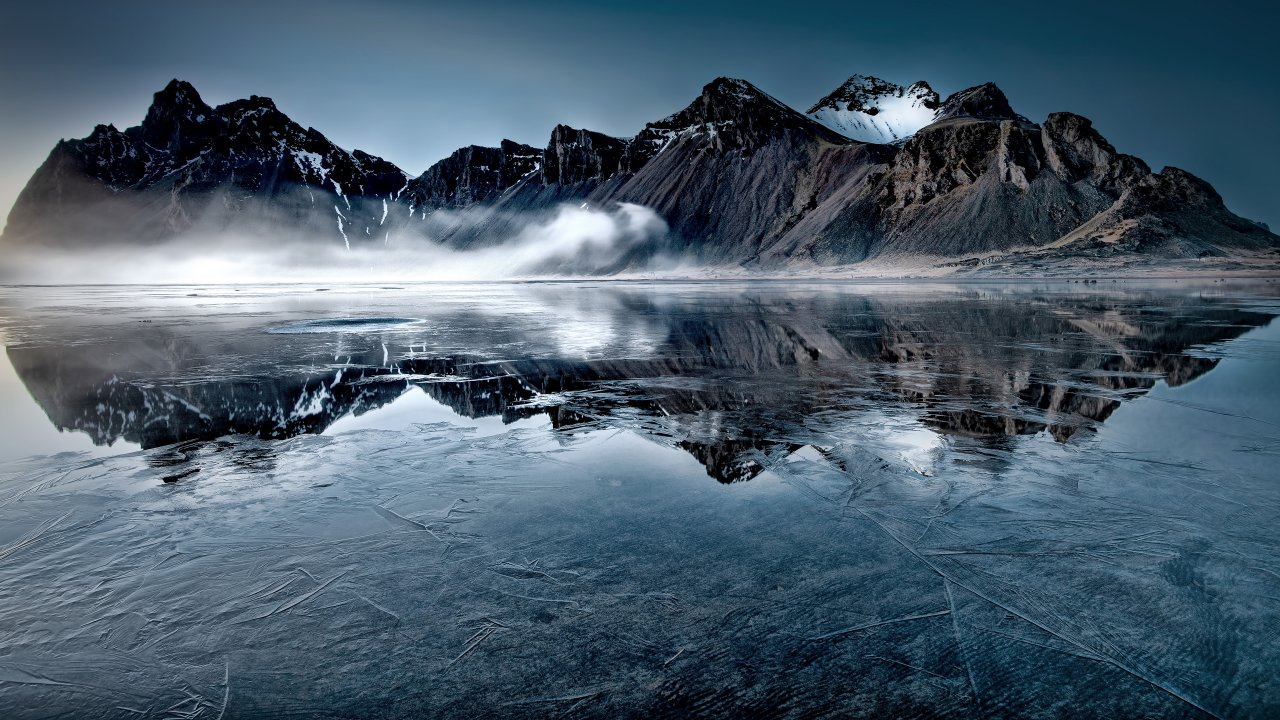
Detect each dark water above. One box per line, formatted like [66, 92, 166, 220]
[1, 281, 1278, 718]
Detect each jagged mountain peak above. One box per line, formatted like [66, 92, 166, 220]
[139, 79, 215, 154]
[641, 76, 847, 148]
[548, 124, 624, 142]
[905, 81, 938, 96]
[142, 79, 211, 126]
[808, 76, 1032, 144]
[826, 74, 899, 99]
[549, 122, 586, 136]
[152, 79, 204, 109]
[806, 74, 941, 145]
[701, 76, 780, 104]
[657, 76, 810, 125]
[934, 82, 1029, 123]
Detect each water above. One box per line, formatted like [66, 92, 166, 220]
[1, 281, 1278, 718]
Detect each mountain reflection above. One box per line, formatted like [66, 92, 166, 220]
[4, 286, 1271, 482]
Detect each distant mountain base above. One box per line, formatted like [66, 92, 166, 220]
[595, 252, 1280, 281]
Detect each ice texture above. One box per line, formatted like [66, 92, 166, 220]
[0, 281, 1278, 718]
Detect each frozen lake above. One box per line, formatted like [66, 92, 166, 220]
[1, 281, 1278, 718]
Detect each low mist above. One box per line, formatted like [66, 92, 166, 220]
[1, 202, 671, 284]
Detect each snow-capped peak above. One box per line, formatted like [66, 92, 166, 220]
[806, 75, 941, 145]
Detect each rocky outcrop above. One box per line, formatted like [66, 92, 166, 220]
[542, 125, 627, 185]
[1040, 112, 1149, 193]
[862, 117, 1119, 257]
[1055, 165, 1279, 257]
[400, 139, 540, 210]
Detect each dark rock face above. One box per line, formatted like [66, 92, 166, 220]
[416, 77, 859, 261]
[1040, 112, 1150, 192]
[401, 139, 540, 210]
[542, 126, 628, 185]
[4, 80, 407, 247]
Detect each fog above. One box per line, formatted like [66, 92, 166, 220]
[1, 202, 670, 284]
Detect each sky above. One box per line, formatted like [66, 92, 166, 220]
[1, 0, 1276, 228]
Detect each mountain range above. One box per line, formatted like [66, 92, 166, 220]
[4, 74, 1277, 273]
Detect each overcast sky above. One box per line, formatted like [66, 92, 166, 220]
[2, 0, 1276, 228]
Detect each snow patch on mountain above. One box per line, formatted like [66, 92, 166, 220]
[807, 75, 941, 145]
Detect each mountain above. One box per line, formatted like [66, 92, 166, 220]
[594, 77, 859, 263]
[3, 80, 408, 248]
[4, 75, 1277, 273]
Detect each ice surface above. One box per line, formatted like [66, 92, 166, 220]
[0, 281, 1278, 718]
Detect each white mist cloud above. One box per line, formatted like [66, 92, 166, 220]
[406, 201, 668, 279]
[2, 202, 670, 284]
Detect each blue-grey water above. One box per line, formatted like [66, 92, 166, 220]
[1, 281, 1278, 719]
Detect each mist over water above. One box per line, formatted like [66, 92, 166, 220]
[1, 202, 669, 284]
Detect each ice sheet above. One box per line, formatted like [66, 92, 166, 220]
[0, 281, 1277, 718]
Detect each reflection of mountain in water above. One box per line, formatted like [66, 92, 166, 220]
[6, 291, 1270, 482]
